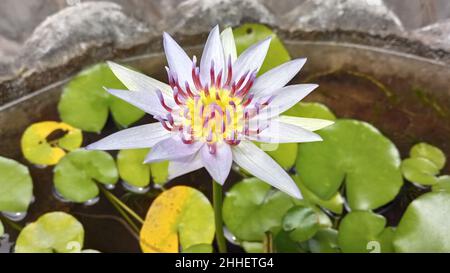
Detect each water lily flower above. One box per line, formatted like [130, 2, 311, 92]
[87, 26, 333, 198]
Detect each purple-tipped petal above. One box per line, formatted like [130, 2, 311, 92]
[251, 58, 307, 98]
[257, 84, 318, 119]
[200, 25, 225, 85]
[232, 37, 271, 83]
[247, 121, 322, 143]
[277, 116, 334, 132]
[220, 27, 237, 63]
[200, 143, 232, 185]
[168, 153, 204, 180]
[232, 141, 302, 199]
[144, 136, 203, 163]
[107, 62, 174, 106]
[86, 123, 171, 151]
[163, 32, 194, 88]
[107, 89, 168, 117]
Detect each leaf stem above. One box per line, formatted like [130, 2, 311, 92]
[0, 215, 23, 232]
[263, 231, 273, 253]
[100, 187, 144, 225]
[212, 180, 227, 253]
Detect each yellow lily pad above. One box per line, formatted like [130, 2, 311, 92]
[140, 186, 214, 253]
[21, 121, 82, 166]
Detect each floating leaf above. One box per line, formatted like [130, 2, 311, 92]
[223, 178, 295, 241]
[338, 211, 394, 253]
[150, 160, 169, 185]
[117, 148, 169, 188]
[432, 175, 450, 192]
[54, 149, 118, 203]
[401, 157, 439, 185]
[234, 23, 291, 75]
[308, 228, 340, 253]
[282, 205, 320, 242]
[284, 102, 337, 121]
[140, 186, 214, 253]
[15, 212, 84, 253]
[297, 119, 403, 210]
[182, 244, 213, 253]
[117, 149, 150, 188]
[292, 174, 343, 214]
[0, 220, 3, 236]
[410, 142, 446, 170]
[394, 192, 450, 252]
[21, 121, 82, 166]
[273, 230, 307, 253]
[58, 63, 145, 133]
[257, 142, 298, 170]
[0, 156, 33, 213]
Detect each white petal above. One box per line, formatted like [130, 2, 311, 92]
[232, 37, 271, 82]
[277, 115, 334, 131]
[163, 32, 194, 88]
[220, 27, 237, 63]
[200, 144, 232, 185]
[86, 123, 171, 150]
[258, 84, 318, 118]
[247, 120, 322, 143]
[200, 25, 225, 85]
[168, 153, 204, 180]
[232, 141, 302, 199]
[251, 58, 307, 98]
[107, 62, 174, 106]
[107, 89, 167, 117]
[144, 136, 203, 163]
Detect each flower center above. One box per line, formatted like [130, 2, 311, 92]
[183, 87, 245, 145]
[156, 56, 274, 148]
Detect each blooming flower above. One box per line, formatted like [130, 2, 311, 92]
[87, 26, 333, 198]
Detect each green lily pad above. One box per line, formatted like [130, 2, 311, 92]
[0, 220, 4, 236]
[256, 142, 298, 170]
[58, 63, 145, 133]
[338, 211, 394, 253]
[0, 156, 33, 213]
[284, 102, 337, 121]
[150, 160, 169, 185]
[273, 230, 307, 253]
[308, 228, 340, 253]
[282, 205, 320, 242]
[223, 178, 295, 241]
[117, 148, 169, 188]
[54, 149, 118, 203]
[297, 119, 403, 210]
[394, 192, 450, 252]
[117, 149, 150, 188]
[182, 244, 213, 253]
[234, 23, 291, 75]
[410, 142, 446, 170]
[15, 212, 84, 253]
[432, 175, 450, 192]
[140, 186, 214, 253]
[292, 174, 344, 214]
[21, 121, 83, 166]
[401, 157, 439, 185]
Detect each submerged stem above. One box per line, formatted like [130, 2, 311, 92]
[99, 187, 144, 225]
[212, 180, 227, 253]
[263, 231, 273, 253]
[0, 216, 23, 232]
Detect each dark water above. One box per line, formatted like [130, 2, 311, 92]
[0, 42, 449, 252]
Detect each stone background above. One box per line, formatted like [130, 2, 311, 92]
[1, 0, 449, 63]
